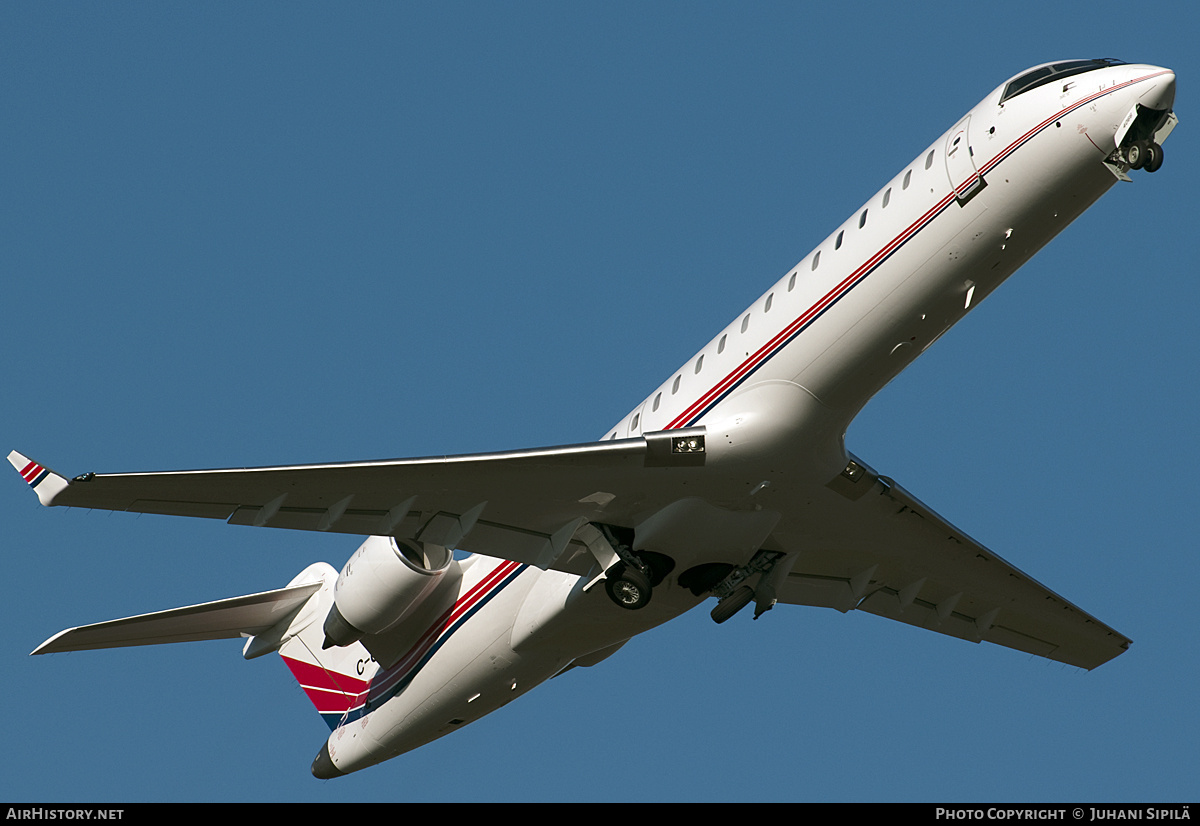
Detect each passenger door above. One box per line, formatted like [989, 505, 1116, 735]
[944, 114, 983, 202]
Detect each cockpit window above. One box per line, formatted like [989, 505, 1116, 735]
[1000, 58, 1126, 104]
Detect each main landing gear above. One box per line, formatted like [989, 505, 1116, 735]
[594, 524, 675, 611]
[604, 561, 653, 609]
[705, 550, 789, 624]
[1126, 139, 1164, 173]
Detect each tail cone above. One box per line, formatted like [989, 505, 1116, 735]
[311, 742, 344, 779]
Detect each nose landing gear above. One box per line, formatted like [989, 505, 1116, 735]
[1126, 139, 1164, 173]
[1144, 142, 1164, 173]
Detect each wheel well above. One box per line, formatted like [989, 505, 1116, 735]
[637, 551, 675, 587]
[1126, 105, 1171, 146]
[592, 522, 676, 586]
[677, 563, 735, 597]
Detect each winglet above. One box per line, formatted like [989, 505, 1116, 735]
[8, 451, 71, 506]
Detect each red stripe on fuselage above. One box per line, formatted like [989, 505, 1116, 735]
[665, 191, 954, 430]
[662, 69, 1169, 432]
[366, 559, 523, 701]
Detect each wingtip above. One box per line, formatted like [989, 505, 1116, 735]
[9, 450, 70, 506]
[30, 628, 73, 656]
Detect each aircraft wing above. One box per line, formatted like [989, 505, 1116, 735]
[8, 429, 708, 577]
[11, 438, 1129, 669]
[769, 455, 1131, 670]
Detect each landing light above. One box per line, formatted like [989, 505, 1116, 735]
[671, 435, 705, 454]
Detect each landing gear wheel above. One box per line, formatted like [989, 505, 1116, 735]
[710, 585, 755, 624]
[1126, 141, 1145, 170]
[1145, 141, 1164, 173]
[605, 564, 652, 610]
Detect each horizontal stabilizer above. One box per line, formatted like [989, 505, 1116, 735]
[32, 580, 323, 655]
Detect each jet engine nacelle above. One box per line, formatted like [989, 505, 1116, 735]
[321, 535, 454, 649]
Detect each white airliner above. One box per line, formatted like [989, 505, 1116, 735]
[11, 59, 1176, 779]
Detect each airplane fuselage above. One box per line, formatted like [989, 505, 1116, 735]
[313, 61, 1176, 776]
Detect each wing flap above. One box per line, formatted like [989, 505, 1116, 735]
[129, 500, 239, 520]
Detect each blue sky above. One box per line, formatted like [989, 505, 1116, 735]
[3, 2, 1197, 803]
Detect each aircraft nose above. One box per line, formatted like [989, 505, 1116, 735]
[1140, 67, 1175, 111]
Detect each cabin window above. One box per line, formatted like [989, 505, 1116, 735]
[631, 413, 640, 430]
[883, 187, 891, 208]
[859, 209, 868, 229]
[672, 375, 681, 394]
[788, 272, 796, 291]
[652, 392, 661, 411]
[811, 251, 820, 270]
[741, 313, 750, 333]
[925, 150, 935, 169]
[765, 293, 774, 313]
[835, 231, 844, 250]
[718, 334, 727, 354]
[694, 354, 704, 374]
[902, 170, 912, 190]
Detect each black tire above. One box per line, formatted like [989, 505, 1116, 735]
[1145, 142, 1163, 173]
[605, 564, 652, 610]
[710, 585, 754, 624]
